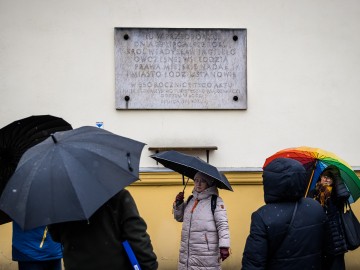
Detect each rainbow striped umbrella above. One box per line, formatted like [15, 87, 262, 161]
[263, 146, 360, 203]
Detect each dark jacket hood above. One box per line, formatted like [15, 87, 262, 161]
[263, 158, 307, 203]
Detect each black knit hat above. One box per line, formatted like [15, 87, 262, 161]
[320, 165, 340, 180]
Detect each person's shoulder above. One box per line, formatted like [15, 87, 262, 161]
[300, 198, 325, 215]
[299, 198, 326, 222]
[115, 188, 131, 197]
[301, 197, 320, 207]
[120, 188, 131, 195]
[307, 189, 316, 198]
[250, 206, 266, 223]
[257, 202, 295, 216]
[109, 189, 133, 204]
[253, 204, 268, 215]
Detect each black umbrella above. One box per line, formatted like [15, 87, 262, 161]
[0, 126, 145, 230]
[0, 115, 72, 225]
[150, 150, 233, 191]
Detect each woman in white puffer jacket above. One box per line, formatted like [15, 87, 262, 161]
[173, 172, 230, 270]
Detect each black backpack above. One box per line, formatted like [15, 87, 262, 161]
[186, 194, 218, 215]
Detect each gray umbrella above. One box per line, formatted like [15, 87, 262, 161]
[0, 114, 72, 225]
[151, 150, 233, 191]
[0, 126, 145, 230]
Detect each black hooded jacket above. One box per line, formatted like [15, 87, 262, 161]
[49, 189, 158, 270]
[242, 158, 327, 270]
[308, 174, 350, 256]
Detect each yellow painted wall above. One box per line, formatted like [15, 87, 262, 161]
[1, 171, 360, 269]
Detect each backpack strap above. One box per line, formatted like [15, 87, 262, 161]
[270, 201, 298, 259]
[211, 195, 218, 215]
[186, 195, 193, 204]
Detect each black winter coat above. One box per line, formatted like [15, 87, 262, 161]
[308, 178, 350, 256]
[49, 189, 158, 270]
[242, 158, 327, 270]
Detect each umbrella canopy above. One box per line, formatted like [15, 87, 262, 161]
[263, 146, 360, 202]
[0, 126, 145, 230]
[0, 115, 72, 225]
[151, 150, 233, 191]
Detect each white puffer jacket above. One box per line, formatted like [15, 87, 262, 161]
[173, 186, 230, 270]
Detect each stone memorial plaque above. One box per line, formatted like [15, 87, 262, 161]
[115, 28, 247, 109]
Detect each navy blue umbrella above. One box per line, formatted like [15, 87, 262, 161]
[0, 126, 145, 230]
[151, 150, 233, 191]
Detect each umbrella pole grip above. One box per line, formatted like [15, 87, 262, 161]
[305, 160, 318, 197]
[183, 177, 190, 192]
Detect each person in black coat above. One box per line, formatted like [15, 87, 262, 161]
[242, 158, 328, 270]
[308, 165, 350, 270]
[48, 189, 158, 270]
